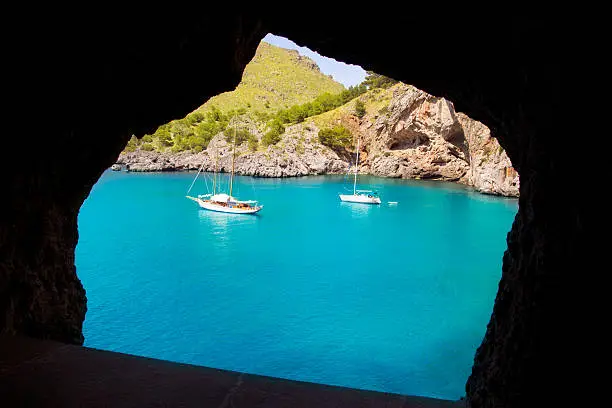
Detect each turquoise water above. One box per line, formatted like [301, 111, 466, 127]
[76, 170, 517, 400]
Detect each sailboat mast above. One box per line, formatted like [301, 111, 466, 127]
[229, 122, 236, 198]
[212, 150, 218, 195]
[353, 137, 360, 195]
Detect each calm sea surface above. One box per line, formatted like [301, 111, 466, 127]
[76, 170, 517, 400]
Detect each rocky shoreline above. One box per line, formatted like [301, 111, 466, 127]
[114, 84, 519, 197]
[116, 122, 349, 178]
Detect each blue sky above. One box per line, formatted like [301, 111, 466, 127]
[263, 34, 367, 88]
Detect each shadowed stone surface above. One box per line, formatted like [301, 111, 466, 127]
[0, 336, 460, 408]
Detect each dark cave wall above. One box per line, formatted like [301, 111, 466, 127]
[2, 13, 267, 344]
[2, 8, 577, 408]
[267, 13, 572, 407]
[0, 189, 86, 344]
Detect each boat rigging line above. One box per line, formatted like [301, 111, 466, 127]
[186, 158, 207, 195]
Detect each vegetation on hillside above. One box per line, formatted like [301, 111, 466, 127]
[195, 42, 344, 113]
[318, 125, 353, 150]
[354, 99, 366, 118]
[135, 82, 374, 153]
[311, 83, 398, 130]
[361, 71, 398, 89]
[262, 119, 285, 147]
[274, 84, 367, 125]
[126, 42, 399, 154]
[223, 126, 256, 147]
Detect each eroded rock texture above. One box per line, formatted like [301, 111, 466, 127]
[365, 84, 471, 182]
[117, 120, 349, 177]
[458, 113, 519, 196]
[117, 83, 518, 196]
[365, 85, 519, 196]
[3, 8, 576, 408]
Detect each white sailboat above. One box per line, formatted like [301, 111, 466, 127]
[339, 137, 381, 204]
[186, 120, 263, 214]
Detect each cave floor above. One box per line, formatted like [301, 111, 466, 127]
[0, 335, 461, 407]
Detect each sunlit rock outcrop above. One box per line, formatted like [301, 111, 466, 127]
[364, 84, 470, 180]
[458, 113, 519, 196]
[117, 83, 519, 197]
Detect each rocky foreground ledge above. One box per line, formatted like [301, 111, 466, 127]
[114, 84, 519, 197]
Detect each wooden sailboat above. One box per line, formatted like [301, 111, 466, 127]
[186, 120, 263, 214]
[339, 137, 381, 204]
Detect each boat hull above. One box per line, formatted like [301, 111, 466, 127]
[188, 196, 262, 214]
[339, 194, 381, 204]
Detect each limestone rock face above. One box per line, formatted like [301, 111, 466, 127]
[221, 123, 348, 177]
[458, 113, 519, 196]
[118, 122, 348, 177]
[353, 85, 519, 197]
[117, 84, 518, 197]
[363, 84, 468, 180]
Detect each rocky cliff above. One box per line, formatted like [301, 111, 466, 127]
[363, 84, 470, 181]
[118, 119, 348, 177]
[117, 84, 518, 197]
[359, 84, 519, 196]
[458, 113, 519, 196]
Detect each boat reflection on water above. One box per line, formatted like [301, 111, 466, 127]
[340, 201, 376, 218]
[198, 209, 258, 233]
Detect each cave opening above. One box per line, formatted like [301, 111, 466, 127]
[73, 33, 518, 401]
[2, 11, 576, 407]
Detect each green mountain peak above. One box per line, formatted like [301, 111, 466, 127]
[195, 42, 345, 114]
[127, 41, 355, 153]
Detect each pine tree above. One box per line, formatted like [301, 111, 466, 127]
[355, 99, 366, 118]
